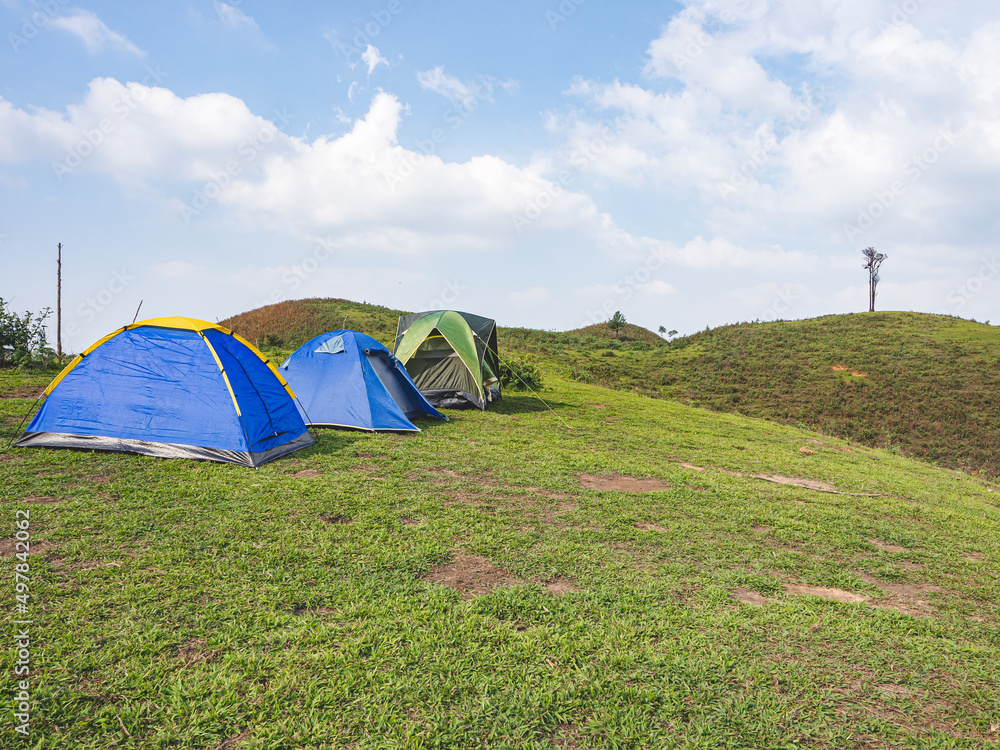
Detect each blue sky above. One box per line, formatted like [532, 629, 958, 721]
[2, 0, 999, 353]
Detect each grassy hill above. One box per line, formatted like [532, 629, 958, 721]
[1, 363, 998, 748]
[220, 298, 404, 351]
[511, 312, 1000, 479]
[220, 301, 1000, 478]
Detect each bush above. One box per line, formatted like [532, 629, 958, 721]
[262, 333, 285, 350]
[499, 356, 543, 391]
[0, 298, 51, 367]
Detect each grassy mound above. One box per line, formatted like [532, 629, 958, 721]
[529, 312, 1000, 478]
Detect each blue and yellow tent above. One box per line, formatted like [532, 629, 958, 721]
[15, 317, 314, 467]
[280, 330, 446, 432]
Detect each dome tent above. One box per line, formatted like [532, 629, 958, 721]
[280, 330, 446, 432]
[393, 310, 501, 410]
[15, 317, 314, 468]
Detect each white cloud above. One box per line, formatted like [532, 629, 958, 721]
[215, 2, 259, 32]
[552, 3, 1000, 254]
[48, 9, 143, 56]
[417, 67, 480, 108]
[0, 78, 831, 288]
[416, 67, 515, 109]
[361, 44, 388, 75]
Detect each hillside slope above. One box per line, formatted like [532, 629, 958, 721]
[2, 363, 998, 748]
[220, 300, 1000, 478]
[514, 313, 1000, 478]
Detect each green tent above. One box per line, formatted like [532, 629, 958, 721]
[393, 310, 500, 409]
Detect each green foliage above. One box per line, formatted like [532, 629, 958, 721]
[606, 310, 626, 338]
[499, 355, 543, 391]
[262, 332, 285, 350]
[0, 297, 52, 367]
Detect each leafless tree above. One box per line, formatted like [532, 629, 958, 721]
[862, 247, 887, 312]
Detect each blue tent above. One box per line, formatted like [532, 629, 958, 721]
[15, 317, 315, 468]
[280, 330, 446, 432]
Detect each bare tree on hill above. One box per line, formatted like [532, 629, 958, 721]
[862, 247, 887, 312]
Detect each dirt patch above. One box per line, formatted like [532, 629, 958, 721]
[964, 552, 983, 562]
[578, 473, 672, 493]
[21, 496, 64, 505]
[635, 522, 669, 533]
[588, 404, 607, 409]
[732, 588, 776, 605]
[320, 514, 352, 524]
[545, 578, 579, 594]
[421, 553, 522, 600]
[550, 723, 582, 749]
[784, 583, 867, 604]
[752, 525, 770, 533]
[831, 366, 867, 377]
[523, 486, 577, 500]
[798, 447, 817, 454]
[754, 474, 837, 492]
[680, 462, 705, 471]
[0, 537, 58, 557]
[177, 638, 219, 665]
[869, 539, 909, 553]
[856, 572, 944, 616]
[0, 386, 44, 400]
[215, 730, 251, 750]
[400, 516, 419, 526]
[293, 469, 321, 478]
[87, 474, 112, 485]
[877, 683, 924, 699]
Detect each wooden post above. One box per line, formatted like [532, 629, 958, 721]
[56, 242, 62, 364]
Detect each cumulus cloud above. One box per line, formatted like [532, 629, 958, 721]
[553, 2, 1000, 253]
[0, 76, 833, 286]
[48, 9, 143, 56]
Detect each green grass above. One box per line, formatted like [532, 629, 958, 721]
[2, 365, 998, 748]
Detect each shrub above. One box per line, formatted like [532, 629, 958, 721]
[262, 333, 285, 350]
[499, 356, 543, 391]
[0, 298, 51, 367]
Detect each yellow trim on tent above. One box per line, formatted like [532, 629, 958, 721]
[40, 316, 293, 400]
[132, 316, 230, 333]
[197, 331, 242, 418]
